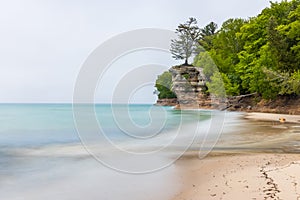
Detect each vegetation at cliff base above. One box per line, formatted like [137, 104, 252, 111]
[155, 71, 177, 99]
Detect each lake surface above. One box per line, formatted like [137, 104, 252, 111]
[0, 104, 220, 200]
[0, 104, 299, 199]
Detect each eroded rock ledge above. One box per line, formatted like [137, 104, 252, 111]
[155, 98, 178, 106]
[169, 65, 208, 109]
[155, 65, 300, 114]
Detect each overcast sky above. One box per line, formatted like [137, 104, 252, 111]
[0, 0, 272, 103]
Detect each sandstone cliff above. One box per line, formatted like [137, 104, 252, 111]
[156, 65, 300, 114]
[169, 65, 208, 109]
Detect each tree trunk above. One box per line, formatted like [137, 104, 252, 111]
[184, 59, 188, 65]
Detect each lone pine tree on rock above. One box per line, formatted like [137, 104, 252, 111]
[170, 17, 201, 66]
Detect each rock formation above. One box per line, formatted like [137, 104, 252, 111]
[169, 65, 207, 109]
[155, 98, 178, 106]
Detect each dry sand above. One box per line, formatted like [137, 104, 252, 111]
[174, 153, 300, 200]
[245, 112, 300, 124]
[172, 112, 300, 200]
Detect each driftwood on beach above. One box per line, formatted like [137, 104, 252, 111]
[222, 93, 258, 111]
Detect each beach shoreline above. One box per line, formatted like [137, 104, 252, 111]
[173, 152, 300, 200]
[244, 112, 300, 124]
[172, 112, 300, 200]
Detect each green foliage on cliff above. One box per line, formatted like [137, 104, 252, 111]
[194, 0, 300, 99]
[155, 71, 177, 99]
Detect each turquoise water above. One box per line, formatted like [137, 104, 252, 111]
[0, 104, 210, 148]
[0, 104, 216, 200]
[0, 104, 77, 147]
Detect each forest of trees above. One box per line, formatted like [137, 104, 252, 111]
[196, 0, 300, 99]
[156, 0, 300, 100]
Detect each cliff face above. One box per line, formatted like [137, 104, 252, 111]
[156, 65, 241, 110]
[155, 98, 178, 106]
[227, 95, 300, 114]
[156, 66, 300, 113]
[169, 65, 207, 109]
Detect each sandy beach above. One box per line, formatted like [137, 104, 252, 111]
[245, 112, 300, 124]
[173, 112, 300, 200]
[174, 153, 300, 200]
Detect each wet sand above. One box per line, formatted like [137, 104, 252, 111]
[173, 112, 300, 200]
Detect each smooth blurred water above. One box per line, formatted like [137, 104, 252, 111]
[1, 104, 299, 199]
[0, 104, 77, 147]
[0, 104, 212, 147]
[215, 112, 300, 153]
[0, 104, 215, 200]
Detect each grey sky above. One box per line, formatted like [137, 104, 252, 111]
[0, 0, 271, 103]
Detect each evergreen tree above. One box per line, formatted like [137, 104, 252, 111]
[199, 22, 218, 51]
[170, 18, 201, 65]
